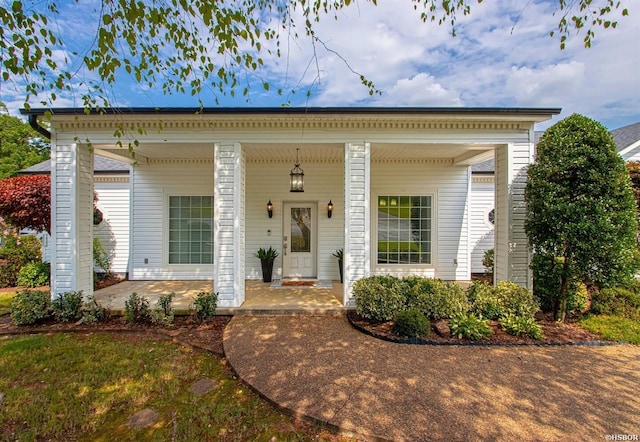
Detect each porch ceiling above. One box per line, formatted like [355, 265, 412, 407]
[95, 141, 496, 164]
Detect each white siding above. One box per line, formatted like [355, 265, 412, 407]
[344, 143, 371, 304]
[245, 160, 345, 282]
[494, 140, 534, 288]
[94, 177, 131, 275]
[214, 142, 245, 307]
[50, 143, 94, 296]
[130, 159, 215, 280]
[470, 176, 495, 273]
[371, 161, 470, 281]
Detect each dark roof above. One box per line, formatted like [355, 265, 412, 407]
[20, 156, 129, 175]
[472, 124, 640, 174]
[20, 106, 562, 117]
[612, 121, 640, 151]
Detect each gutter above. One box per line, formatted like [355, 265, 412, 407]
[28, 114, 51, 140]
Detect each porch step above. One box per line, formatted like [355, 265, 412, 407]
[216, 307, 350, 316]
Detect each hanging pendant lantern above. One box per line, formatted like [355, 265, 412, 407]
[290, 148, 304, 192]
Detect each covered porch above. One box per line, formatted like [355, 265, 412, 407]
[94, 280, 344, 314]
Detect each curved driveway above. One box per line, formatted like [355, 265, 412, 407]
[223, 314, 640, 441]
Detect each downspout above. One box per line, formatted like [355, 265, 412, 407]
[28, 114, 51, 140]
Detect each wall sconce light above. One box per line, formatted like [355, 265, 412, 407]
[327, 200, 334, 218]
[267, 200, 273, 218]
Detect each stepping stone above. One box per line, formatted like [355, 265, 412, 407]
[128, 408, 160, 430]
[189, 379, 219, 396]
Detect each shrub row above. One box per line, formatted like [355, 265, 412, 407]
[10, 290, 219, 326]
[353, 276, 539, 322]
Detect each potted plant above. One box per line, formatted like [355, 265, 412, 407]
[332, 248, 344, 283]
[256, 247, 279, 283]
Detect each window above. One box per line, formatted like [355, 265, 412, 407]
[488, 209, 495, 226]
[168, 196, 213, 264]
[377, 196, 432, 265]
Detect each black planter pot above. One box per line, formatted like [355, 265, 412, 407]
[338, 259, 343, 284]
[260, 258, 275, 283]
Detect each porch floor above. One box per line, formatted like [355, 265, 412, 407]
[93, 279, 345, 314]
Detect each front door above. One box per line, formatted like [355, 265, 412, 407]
[283, 203, 317, 278]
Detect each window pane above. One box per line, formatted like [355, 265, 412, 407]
[168, 196, 214, 264]
[377, 195, 431, 265]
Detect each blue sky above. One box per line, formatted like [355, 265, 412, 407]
[2, 0, 638, 131]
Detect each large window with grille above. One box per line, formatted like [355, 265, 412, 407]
[377, 195, 432, 265]
[168, 196, 213, 264]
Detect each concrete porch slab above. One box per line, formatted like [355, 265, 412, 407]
[94, 279, 345, 315]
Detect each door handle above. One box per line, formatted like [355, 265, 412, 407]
[283, 242, 287, 256]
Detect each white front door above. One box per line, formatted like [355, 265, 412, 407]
[283, 202, 317, 278]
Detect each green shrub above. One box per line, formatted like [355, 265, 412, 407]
[17, 261, 50, 288]
[93, 237, 113, 277]
[392, 309, 431, 338]
[124, 292, 151, 323]
[51, 291, 84, 322]
[499, 315, 543, 340]
[0, 235, 42, 288]
[449, 312, 493, 340]
[10, 289, 50, 325]
[483, 248, 494, 276]
[590, 288, 640, 317]
[467, 281, 503, 319]
[192, 291, 218, 321]
[469, 281, 539, 320]
[353, 275, 404, 321]
[79, 294, 110, 324]
[532, 253, 588, 314]
[151, 292, 175, 326]
[402, 277, 468, 320]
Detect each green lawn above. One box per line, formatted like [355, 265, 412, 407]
[0, 333, 349, 441]
[0, 291, 14, 315]
[580, 314, 640, 344]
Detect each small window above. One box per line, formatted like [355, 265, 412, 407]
[377, 195, 432, 265]
[168, 196, 213, 264]
[488, 209, 495, 226]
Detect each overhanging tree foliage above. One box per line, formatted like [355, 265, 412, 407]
[525, 114, 639, 321]
[0, 175, 51, 233]
[0, 0, 631, 114]
[0, 113, 49, 179]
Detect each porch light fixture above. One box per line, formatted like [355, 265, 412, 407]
[267, 200, 273, 218]
[289, 148, 304, 192]
[327, 200, 334, 218]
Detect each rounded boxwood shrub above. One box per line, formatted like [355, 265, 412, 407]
[353, 275, 404, 321]
[392, 309, 430, 338]
[17, 261, 50, 288]
[469, 281, 539, 320]
[10, 289, 51, 325]
[51, 291, 84, 323]
[403, 277, 468, 320]
[591, 288, 640, 317]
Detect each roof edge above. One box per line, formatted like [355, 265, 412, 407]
[20, 106, 562, 117]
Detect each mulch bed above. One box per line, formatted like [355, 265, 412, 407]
[0, 315, 232, 355]
[347, 310, 609, 346]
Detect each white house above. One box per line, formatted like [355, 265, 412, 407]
[21, 107, 560, 307]
[468, 121, 640, 275]
[20, 156, 131, 277]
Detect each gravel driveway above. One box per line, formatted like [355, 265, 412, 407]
[224, 314, 640, 442]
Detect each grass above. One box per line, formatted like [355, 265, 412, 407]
[0, 291, 15, 315]
[0, 333, 351, 441]
[580, 314, 640, 344]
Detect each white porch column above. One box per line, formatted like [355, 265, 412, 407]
[50, 142, 94, 297]
[494, 140, 534, 288]
[344, 142, 371, 305]
[213, 142, 245, 307]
